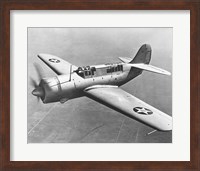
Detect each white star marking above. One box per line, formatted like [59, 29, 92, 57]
[135, 107, 152, 115]
[49, 58, 60, 63]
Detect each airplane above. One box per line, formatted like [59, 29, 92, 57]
[31, 44, 172, 132]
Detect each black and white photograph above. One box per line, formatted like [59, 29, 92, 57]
[27, 28, 172, 143]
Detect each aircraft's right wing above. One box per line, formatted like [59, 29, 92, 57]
[38, 54, 78, 75]
[84, 85, 172, 131]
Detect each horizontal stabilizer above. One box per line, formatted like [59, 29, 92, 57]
[128, 63, 171, 76]
[118, 57, 132, 63]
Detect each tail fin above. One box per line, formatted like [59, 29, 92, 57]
[130, 44, 151, 64]
[127, 44, 171, 76]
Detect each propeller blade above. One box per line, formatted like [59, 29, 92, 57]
[31, 63, 45, 103]
[30, 77, 38, 88]
[33, 63, 44, 80]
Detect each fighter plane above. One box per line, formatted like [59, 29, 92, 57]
[31, 44, 172, 132]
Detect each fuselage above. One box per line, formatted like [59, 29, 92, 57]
[39, 62, 142, 103]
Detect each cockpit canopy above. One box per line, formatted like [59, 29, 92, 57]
[75, 63, 123, 79]
[76, 66, 96, 78]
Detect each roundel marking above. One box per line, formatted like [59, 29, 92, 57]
[49, 58, 60, 63]
[133, 107, 153, 115]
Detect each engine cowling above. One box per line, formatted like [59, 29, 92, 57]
[39, 77, 62, 103]
[32, 74, 75, 104]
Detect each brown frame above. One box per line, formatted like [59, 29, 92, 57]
[0, 0, 199, 170]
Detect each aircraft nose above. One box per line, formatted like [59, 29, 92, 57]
[32, 87, 44, 97]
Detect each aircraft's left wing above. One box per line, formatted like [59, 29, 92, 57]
[84, 86, 172, 131]
[38, 54, 77, 75]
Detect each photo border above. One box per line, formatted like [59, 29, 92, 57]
[0, 0, 199, 170]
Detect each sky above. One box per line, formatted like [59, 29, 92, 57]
[27, 28, 172, 143]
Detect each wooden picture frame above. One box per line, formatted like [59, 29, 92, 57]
[0, 0, 199, 170]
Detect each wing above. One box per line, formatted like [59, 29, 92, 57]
[84, 86, 172, 131]
[38, 54, 77, 75]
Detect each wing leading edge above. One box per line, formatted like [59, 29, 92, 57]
[38, 54, 77, 75]
[84, 86, 172, 131]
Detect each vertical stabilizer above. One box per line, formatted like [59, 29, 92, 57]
[130, 44, 152, 64]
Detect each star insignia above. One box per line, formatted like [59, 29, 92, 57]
[49, 58, 60, 63]
[133, 107, 153, 115]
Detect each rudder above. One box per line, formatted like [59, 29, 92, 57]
[130, 44, 151, 64]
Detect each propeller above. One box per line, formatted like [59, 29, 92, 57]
[30, 77, 37, 88]
[33, 63, 44, 80]
[30, 63, 45, 102]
